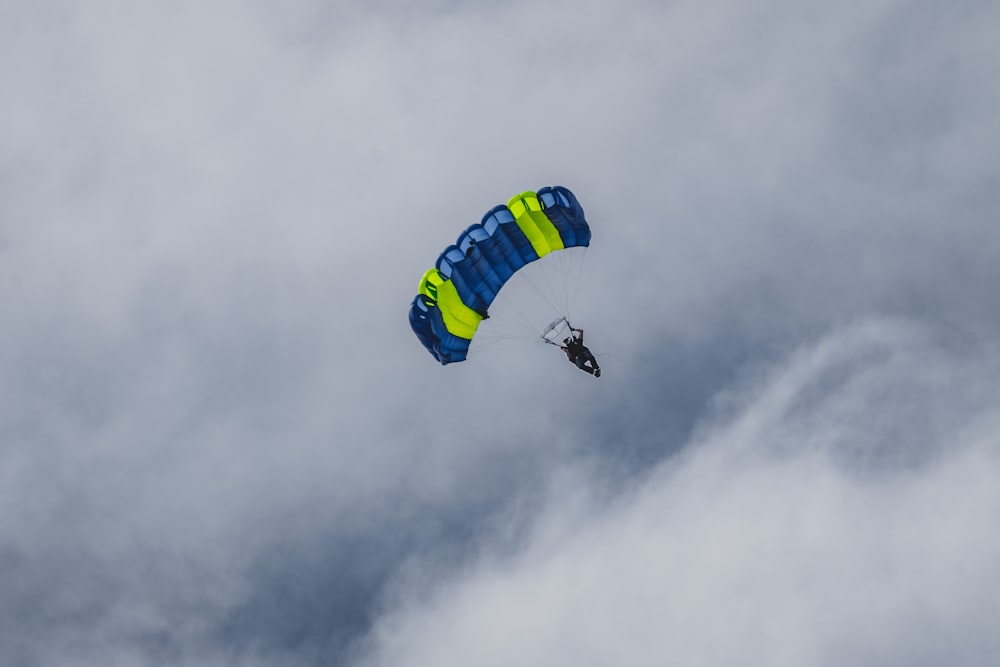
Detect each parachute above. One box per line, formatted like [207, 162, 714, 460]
[409, 186, 591, 364]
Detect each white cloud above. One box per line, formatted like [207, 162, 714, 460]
[358, 320, 1000, 666]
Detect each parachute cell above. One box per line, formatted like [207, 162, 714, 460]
[408, 186, 590, 365]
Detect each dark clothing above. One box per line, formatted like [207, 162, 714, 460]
[564, 339, 584, 359]
[563, 338, 600, 376]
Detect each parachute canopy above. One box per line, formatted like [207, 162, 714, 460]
[409, 186, 591, 364]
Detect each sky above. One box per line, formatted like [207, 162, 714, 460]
[2, 0, 1000, 665]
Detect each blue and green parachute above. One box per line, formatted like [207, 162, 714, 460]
[409, 186, 591, 364]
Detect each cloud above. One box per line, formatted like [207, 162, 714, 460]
[356, 320, 1000, 667]
[2, 0, 999, 664]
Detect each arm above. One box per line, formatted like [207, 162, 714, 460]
[572, 327, 584, 343]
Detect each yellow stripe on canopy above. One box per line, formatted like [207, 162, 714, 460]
[508, 191, 564, 258]
[418, 268, 481, 339]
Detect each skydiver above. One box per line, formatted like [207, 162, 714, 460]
[561, 327, 601, 377]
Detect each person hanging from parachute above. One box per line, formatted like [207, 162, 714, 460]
[561, 325, 601, 377]
[408, 186, 600, 376]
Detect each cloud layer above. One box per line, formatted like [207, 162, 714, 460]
[360, 321, 1000, 667]
[2, 0, 999, 665]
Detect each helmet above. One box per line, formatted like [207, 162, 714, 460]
[563, 337, 572, 345]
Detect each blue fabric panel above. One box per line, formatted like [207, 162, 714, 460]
[458, 225, 514, 286]
[538, 189, 578, 247]
[459, 244, 501, 307]
[455, 229, 506, 300]
[436, 247, 485, 314]
[437, 246, 494, 314]
[409, 295, 442, 363]
[543, 206, 578, 247]
[538, 186, 591, 248]
[433, 314, 470, 363]
[558, 186, 591, 246]
[408, 295, 469, 365]
[482, 206, 537, 271]
[504, 216, 541, 265]
[480, 207, 522, 274]
[467, 246, 504, 306]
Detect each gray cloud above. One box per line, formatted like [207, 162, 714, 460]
[358, 320, 1000, 667]
[2, 0, 999, 665]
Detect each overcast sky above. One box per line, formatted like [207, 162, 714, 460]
[3, 0, 1000, 665]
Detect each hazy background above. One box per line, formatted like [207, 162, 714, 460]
[3, 0, 999, 665]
